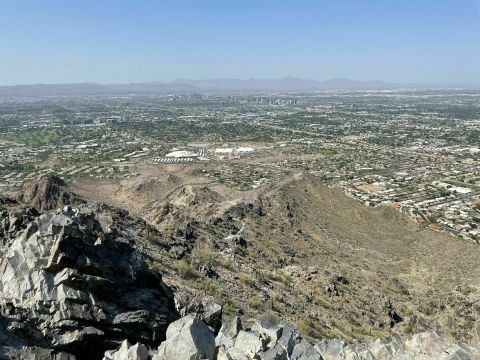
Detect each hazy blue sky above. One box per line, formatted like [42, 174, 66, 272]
[1, 0, 479, 85]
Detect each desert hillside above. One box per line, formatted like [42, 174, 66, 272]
[71, 172, 480, 343]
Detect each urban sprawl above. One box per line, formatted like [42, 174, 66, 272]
[0, 90, 479, 242]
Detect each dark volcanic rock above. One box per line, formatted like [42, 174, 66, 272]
[0, 199, 39, 244]
[0, 205, 177, 359]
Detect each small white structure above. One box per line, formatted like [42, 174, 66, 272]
[165, 150, 197, 158]
[450, 186, 472, 194]
[236, 147, 255, 153]
[215, 148, 234, 154]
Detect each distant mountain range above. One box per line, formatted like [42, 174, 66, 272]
[0, 77, 477, 96]
[173, 77, 399, 91]
[0, 82, 199, 97]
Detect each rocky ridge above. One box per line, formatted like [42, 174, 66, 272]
[1, 185, 480, 359]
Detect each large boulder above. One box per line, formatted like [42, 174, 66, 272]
[103, 340, 149, 360]
[216, 316, 242, 349]
[367, 336, 402, 359]
[342, 343, 375, 360]
[290, 340, 322, 360]
[155, 314, 216, 360]
[233, 330, 267, 358]
[276, 322, 301, 354]
[256, 319, 301, 360]
[0, 205, 177, 359]
[174, 291, 223, 333]
[314, 339, 345, 360]
[252, 315, 284, 345]
[219, 317, 306, 360]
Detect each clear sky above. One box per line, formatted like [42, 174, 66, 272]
[1, 0, 479, 85]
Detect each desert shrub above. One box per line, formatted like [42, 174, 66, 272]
[192, 248, 232, 269]
[172, 260, 199, 280]
[238, 272, 255, 287]
[186, 278, 225, 300]
[192, 248, 217, 265]
[146, 258, 163, 273]
[296, 317, 318, 340]
[223, 298, 237, 316]
[247, 296, 263, 309]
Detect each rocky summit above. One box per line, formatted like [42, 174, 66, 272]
[1, 199, 480, 359]
[0, 203, 177, 359]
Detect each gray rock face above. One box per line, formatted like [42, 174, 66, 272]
[104, 324, 480, 360]
[201, 297, 223, 334]
[314, 331, 480, 360]
[256, 319, 301, 360]
[0, 205, 177, 359]
[219, 317, 300, 360]
[391, 332, 480, 360]
[155, 314, 216, 360]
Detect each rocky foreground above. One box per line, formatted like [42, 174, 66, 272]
[1, 203, 479, 359]
[108, 314, 480, 360]
[0, 202, 177, 359]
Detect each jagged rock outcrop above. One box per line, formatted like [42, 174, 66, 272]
[154, 314, 216, 360]
[0, 198, 39, 244]
[105, 314, 480, 360]
[22, 175, 86, 212]
[0, 205, 177, 359]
